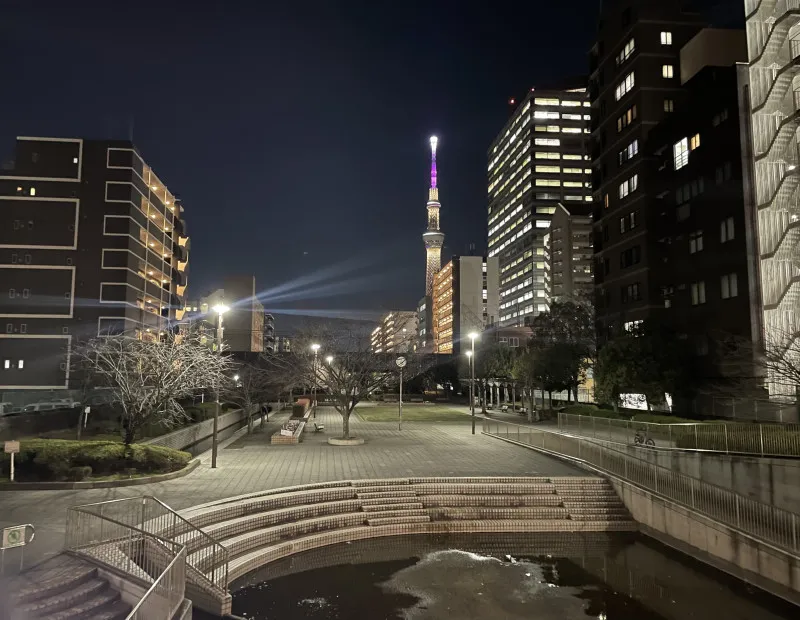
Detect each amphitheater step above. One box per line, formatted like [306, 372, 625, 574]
[362, 502, 423, 512]
[366, 515, 432, 526]
[357, 490, 418, 499]
[361, 496, 423, 506]
[361, 509, 428, 520]
[353, 485, 413, 493]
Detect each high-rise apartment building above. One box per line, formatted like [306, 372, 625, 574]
[432, 256, 499, 355]
[0, 137, 190, 391]
[370, 311, 417, 354]
[589, 0, 704, 340]
[745, 0, 800, 398]
[488, 85, 592, 327]
[544, 204, 594, 303]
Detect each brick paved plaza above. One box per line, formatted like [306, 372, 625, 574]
[0, 406, 581, 567]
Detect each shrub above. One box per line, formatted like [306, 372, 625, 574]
[0, 439, 191, 482]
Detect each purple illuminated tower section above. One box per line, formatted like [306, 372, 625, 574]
[423, 136, 445, 296]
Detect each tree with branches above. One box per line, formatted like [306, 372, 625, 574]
[76, 333, 232, 445]
[223, 357, 279, 434]
[269, 325, 424, 440]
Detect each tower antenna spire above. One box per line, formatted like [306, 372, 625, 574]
[429, 136, 438, 195]
[423, 135, 445, 296]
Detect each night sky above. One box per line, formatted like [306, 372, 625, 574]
[4, 0, 731, 325]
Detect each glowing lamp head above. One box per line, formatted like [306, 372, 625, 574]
[468, 331, 480, 341]
[311, 343, 321, 353]
[212, 304, 230, 315]
[465, 350, 473, 358]
[325, 355, 334, 364]
[233, 374, 240, 382]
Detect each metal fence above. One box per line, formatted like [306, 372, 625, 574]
[557, 412, 800, 458]
[483, 419, 800, 555]
[67, 496, 229, 594]
[65, 505, 186, 619]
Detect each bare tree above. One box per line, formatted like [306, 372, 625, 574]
[269, 324, 420, 439]
[76, 333, 232, 445]
[223, 357, 278, 434]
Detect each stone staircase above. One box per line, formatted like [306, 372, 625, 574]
[175, 476, 635, 587]
[8, 554, 130, 620]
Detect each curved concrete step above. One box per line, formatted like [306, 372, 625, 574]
[366, 515, 431, 526]
[361, 496, 422, 506]
[362, 502, 423, 512]
[357, 490, 417, 499]
[420, 494, 563, 508]
[427, 507, 570, 520]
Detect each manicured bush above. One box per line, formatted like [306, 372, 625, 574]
[0, 439, 191, 482]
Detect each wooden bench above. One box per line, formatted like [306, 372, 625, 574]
[313, 422, 325, 433]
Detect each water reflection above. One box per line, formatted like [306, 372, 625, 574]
[230, 533, 797, 620]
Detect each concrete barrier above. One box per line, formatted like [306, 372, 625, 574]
[143, 409, 245, 453]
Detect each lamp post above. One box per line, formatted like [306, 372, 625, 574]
[311, 343, 320, 417]
[211, 304, 230, 469]
[468, 332, 479, 435]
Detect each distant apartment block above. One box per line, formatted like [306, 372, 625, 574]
[488, 84, 592, 326]
[0, 137, 190, 390]
[544, 204, 593, 303]
[370, 311, 417, 354]
[432, 256, 499, 355]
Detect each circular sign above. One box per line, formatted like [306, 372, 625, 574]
[7, 529, 21, 545]
[395, 356, 407, 369]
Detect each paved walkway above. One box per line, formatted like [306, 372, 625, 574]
[0, 406, 581, 569]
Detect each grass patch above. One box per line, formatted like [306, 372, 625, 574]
[356, 405, 469, 422]
[0, 439, 191, 482]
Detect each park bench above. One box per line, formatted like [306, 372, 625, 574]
[313, 422, 325, 433]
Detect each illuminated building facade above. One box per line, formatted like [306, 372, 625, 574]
[423, 136, 445, 296]
[543, 204, 594, 303]
[432, 256, 499, 355]
[0, 137, 190, 390]
[370, 311, 417, 354]
[746, 0, 800, 398]
[488, 85, 592, 326]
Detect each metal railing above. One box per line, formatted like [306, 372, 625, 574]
[557, 412, 800, 458]
[68, 496, 229, 594]
[65, 506, 186, 619]
[483, 419, 800, 555]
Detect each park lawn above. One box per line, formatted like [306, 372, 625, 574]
[356, 405, 469, 423]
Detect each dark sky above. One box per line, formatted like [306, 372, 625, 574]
[1, 0, 603, 322]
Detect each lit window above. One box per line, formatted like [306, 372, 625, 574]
[535, 220, 550, 228]
[534, 110, 559, 119]
[617, 38, 635, 65]
[17, 360, 24, 370]
[535, 179, 561, 187]
[561, 127, 582, 133]
[673, 137, 689, 170]
[561, 100, 581, 107]
[534, 138, 560, 146]
[535, 152, 560, 159]
[618, 174, 638, 199]
[664, 99, 674, 113]
[615, 72, 635, 101]
[29, 188, 36, 196]
[689, 230, 704, 254]
[3, 360, 9, 370]
[662, 64, 674, 79]
[690, 133, 701, 150]
[661, 31, 673, 45]
[604, 194, 609, 209]
[720, 217, 735, 242]
[563, 181, 583, 188]
[691, 281, 706, 305]
[535, 165, 561, 173]
[534, 98, 559, 105]
[721, 273, 739, 299]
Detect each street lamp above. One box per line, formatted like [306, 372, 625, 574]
[325, 355, 334, 364]
[211, 304, 230, 469]
[468, 331, 479, 435]
[311, 343, 320, 417]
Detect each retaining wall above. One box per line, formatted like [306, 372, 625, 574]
[600, 441, 800, 513]
[612, 479, 800, 605]
[143, 408, 246, 454]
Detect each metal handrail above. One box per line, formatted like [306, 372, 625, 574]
[70, 496, 229, 593]
[483, 418, 800, 555]
[66, 507, 186, 619]
[126, 545, 186, 620]
[557, 412, 800, 458]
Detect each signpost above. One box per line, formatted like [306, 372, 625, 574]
[1, 523, 34, 574]
[396, 356, 407, 430]
[4, 441, 19, 482]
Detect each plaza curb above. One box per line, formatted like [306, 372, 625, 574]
[0, 458, 200, 491]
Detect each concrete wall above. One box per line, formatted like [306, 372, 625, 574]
[143, 408, 246, 454]
[612, 479, 800, 605]
[605, 441, 800, 513]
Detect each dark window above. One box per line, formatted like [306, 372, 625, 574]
[620, 246, 641, 268]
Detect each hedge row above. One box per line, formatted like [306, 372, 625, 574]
[0, 439, 191, 482]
